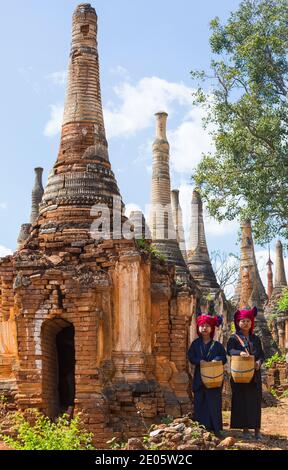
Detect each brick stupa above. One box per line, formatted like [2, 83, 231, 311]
[0, 4, 199, 447]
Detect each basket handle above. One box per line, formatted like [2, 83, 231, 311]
[231, 367, 255, 374]
[201, 372, 224, 379]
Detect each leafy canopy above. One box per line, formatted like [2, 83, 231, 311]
[191, 0, 288, 245]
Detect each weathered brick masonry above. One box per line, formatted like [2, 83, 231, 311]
[0, 3, 201, 447]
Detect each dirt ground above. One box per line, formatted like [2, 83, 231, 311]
[0, 398, 287, 451]
[222, 397, 288, 450]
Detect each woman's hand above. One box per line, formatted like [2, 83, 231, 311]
[255, 360, 261, 370]
[240, 351, 250, 357]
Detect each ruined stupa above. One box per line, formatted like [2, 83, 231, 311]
[264, 240, 288, 352]
[233, 220, 278, 355]
[171, 189, 188, 263]
[187, 190, 219, 292]
[0, 4, 199, 447]
[148, 112, 192, 283]
[233, 219, 267, 309]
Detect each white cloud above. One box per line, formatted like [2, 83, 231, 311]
[0, 203, 7, 210]
[104, 76, 194, 139]
[110, 65, 130, 80]
[204, 212, 238, 238]
[43, 75, 211, 176]
[169, 109, 213, 174]
[44, 104, 64, 137]
[0, 245, 12, 258]
[46, 71, 67, 86]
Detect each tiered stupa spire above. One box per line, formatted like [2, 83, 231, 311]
[171, 189, 188, 263]
[187, 190, 219, 291]
[266, 248, 274, 301]
[17, 167, 44, 249]
[148, 112, 189, 278]
[37, 4, 122, 245]
[233, 219, 267, 309]
[274, 240, 287, 290]
[30, 167, 44, 225]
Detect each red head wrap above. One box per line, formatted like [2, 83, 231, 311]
[196, 314, 223, 339]
[234, 307, 258, 333]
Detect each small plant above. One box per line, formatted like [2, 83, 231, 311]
[281, 389, 288, 399]
[269, 388, 278, 398]
[264, 353, 286, 369]
[277, 288, 288, 312]
[0, 395, 8, 410]
[160, 415, 174, 426]
[106, 437, 126, 450]
[142, 435, 160, 450]
[136, 238, 148, 250]
[136, 238, 167, 262]
[0, 409, 95, 450]
[149, 244, 167, 262]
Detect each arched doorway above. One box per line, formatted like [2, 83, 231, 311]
[41, 319, 75, 418]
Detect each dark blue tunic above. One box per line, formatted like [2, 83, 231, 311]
[188, 338, 227, 433]
[227, 333, 264, 430]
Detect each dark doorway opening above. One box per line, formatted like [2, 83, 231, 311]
[56, 325, 75, 413]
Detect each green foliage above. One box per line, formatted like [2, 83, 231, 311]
[0, 410, 95, 450]
[0, 395, 7, 406]
[106, 437, 126, 450]
[191, 0, 288, 245]
[264, 352, 286, 368]
[277, 287, 288, 312]
[136, 238, 167, 262]
[160, 415, 174, 425]
[269, 388, 278, 398]
[281, 389, 288, 399]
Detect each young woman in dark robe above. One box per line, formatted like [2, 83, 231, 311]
[188, 315, 227, 437]
[227, 307, 264, 440]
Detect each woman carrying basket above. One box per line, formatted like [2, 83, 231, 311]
[227, 307, 264, 440]
[188, 315, 227, 438]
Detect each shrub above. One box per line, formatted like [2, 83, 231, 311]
[264, 353, 286, 369]
[136, 238, 167, 262]
[0, 410, 95, 450]
[277, 288, 288, 312]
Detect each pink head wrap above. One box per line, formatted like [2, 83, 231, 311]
[234, 307, 258, 333]
[196, 314, 223, 339]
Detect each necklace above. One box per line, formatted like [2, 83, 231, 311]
[200, 340, 215, 361]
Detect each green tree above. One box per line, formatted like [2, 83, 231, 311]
[191, 0, 288, 245]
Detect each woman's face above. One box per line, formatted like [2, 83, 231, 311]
[239, 318, 252, 332]
[199, 323, 212, 336]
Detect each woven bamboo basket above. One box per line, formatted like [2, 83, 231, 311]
[230, 355, 255, 383]
[200, 361, 224, 389]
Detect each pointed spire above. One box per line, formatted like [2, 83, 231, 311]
[266, 247, 274, 300]
[171, 189, 187, 263]
[148, 112, 189, 278]
[30, 167, 44, 225]
[38, 4, 122, 241]
[274, 240, 287, 289]
[187, 190, 219, 290]
[17, 167, 44, 249]
[17, 224, 31, 250]
[233, 219, 267, 309]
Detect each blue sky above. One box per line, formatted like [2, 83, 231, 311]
[0, 0, 286, 290]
